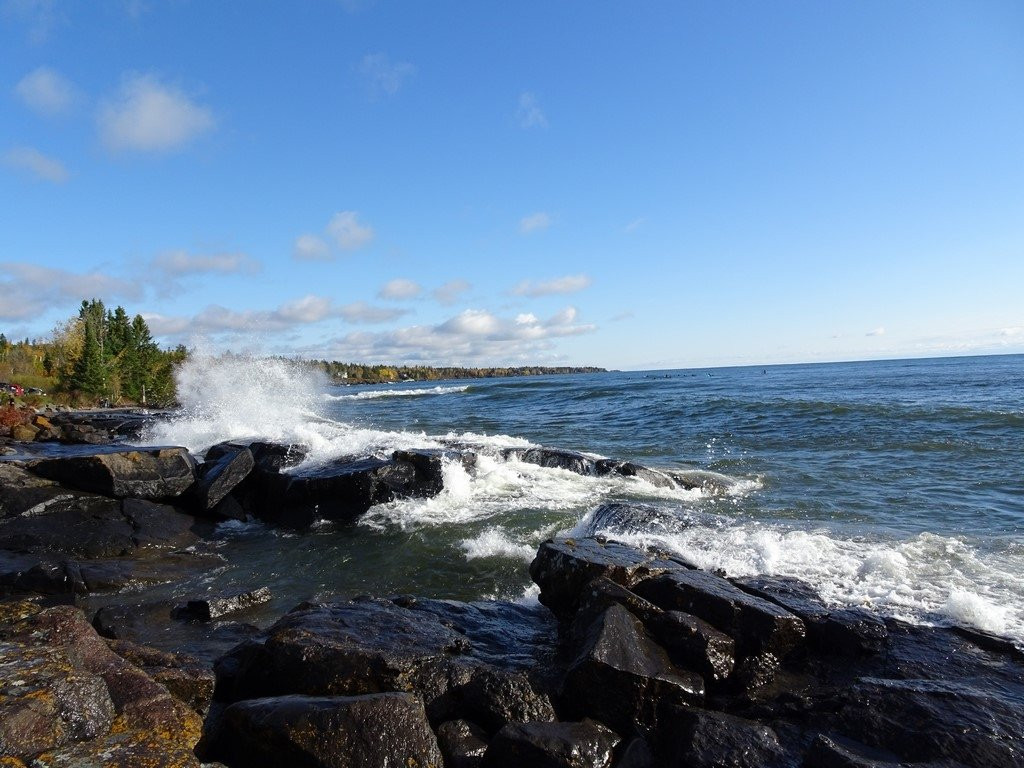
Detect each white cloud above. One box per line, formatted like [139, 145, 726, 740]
[512, 274, 592, 297]
[0, 262, 140, 321]
[433, 279, 470, 305]
[358, 53, 415, 96]
[624, 217, 646, 233]
[293, 234, 331, 262]
[3, 145, 68, 182]
[152, 250, 260, 277]
[98, 73, 215, 152]
[378, 278, 422, 300]
[866, 327, 886, 337]
[327, 211, 374, 251]
[519, 212, 552, 234]
[14, 67, 77, 115]
[517, 91, 547, 129]
[309, 305, 596, 365]
[338, 301, 408, 324]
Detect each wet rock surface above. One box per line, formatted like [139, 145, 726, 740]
[27, 447, 198, 499]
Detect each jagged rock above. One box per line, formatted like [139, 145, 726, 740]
[184, 587, 272, 620]
[634, 570, 806, 659]
[191, 447, 254, 512]
[0, 461, 82, 519]
[656, 706, 790, 768]
[206, 692, 444, 768]
[803, 733, 914, 768]
[107, 639, 216, 715]
[827, 677, 1024, 768]
[27, 447, 198, 500]
[0, 601, 202, 766]
[573, 577, 735, 683]
[437, 719, 489, 768]
[594, 459, 676, 488]
[481, 720, 620, 768]
[734, 575, 887, 655]
[455, 667, 557, 735]
[563, 604, 704, 735]
[530, 538, 688, 621]
[617, 737, 654, 768]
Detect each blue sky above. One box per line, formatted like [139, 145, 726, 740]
[2, 1, 1022, 369]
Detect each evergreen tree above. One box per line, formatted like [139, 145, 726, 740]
[70, 321, 107, 395]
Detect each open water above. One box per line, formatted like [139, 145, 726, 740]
[142, 353, 1024, 646]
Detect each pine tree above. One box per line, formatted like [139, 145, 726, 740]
[70, 321, 107, 395]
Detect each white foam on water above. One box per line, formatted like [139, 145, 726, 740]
[325, 385, 470, 401]
[460, 528, 537, 562]
[602, 520, 1024, 643]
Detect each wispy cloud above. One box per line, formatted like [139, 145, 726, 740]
[14, 67, 78, 115]
[307, 305, 596, 365]
[98, 73, 215, 152]
[866, 326, 886, 337]
[517, 91, 547, 129]
[624, 217, 646, 233]
[3, 145, 68, 183]
[3, 0, 67, 43]
[292, 234, 331, 262]
[378, 278, 421, 300]
[151, 250, 261, 277]
[512, 274, 592, 297]
[338, 301, 409, 324]
[327, 211, 374, 251]
[0, 262, 140, 321]
[433, 279, 470, 305]
[358, 53, 415, 96]
[519, 212, 552, 234]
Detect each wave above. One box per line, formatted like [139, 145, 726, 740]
[325, 385, 470, 401]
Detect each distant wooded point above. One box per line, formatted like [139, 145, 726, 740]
[308, 361, 606, 384]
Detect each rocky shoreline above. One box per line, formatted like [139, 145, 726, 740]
[1, 418, 1022, 766]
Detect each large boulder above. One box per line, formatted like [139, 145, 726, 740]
[191, 446, 254, 512]
[655, 706, 791, 768]
[562, 604, 704, 735]
[27, 447, 198, 500]
[634, 569, 806, 660]
[206, 692, 444, 768]
[529, 537, 688, 621]
[504, 447, 598, 475]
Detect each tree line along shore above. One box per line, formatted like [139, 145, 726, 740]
[1, 298, 606, 409]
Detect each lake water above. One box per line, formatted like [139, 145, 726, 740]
[142, 353, 1024, 646]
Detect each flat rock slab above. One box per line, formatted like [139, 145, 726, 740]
[192, 446, 254, 512]
[208, 692, 444, 768]
[28, 447, 197, 500]
[185, 586, 272, 621]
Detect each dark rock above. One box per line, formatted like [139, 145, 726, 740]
[634, 570, 806, 660]
[666, 468, 743, 493]
[594, 459, 676, 488]
[192, 447, 254, 512]
[222, 596, 475, 703]
[456, 667, 557, 735]
[505, 446, 598, 476]
[393, 448, 477, 495]
[120, 497, 202, 549]
[247, 441, 307, 473]
[482, 720, 620, 768]
[107, 639, 216, 715]
[573, 577, 735, 683]
[828, 677, 1024, 767]
[27, 447, 198, 499]
[803, 733, 915, 768]
[210, 492, 248, 522]
[616, 737, 654, 768]
[529, 537, 688, 621]
[0, 493, 133, 558]
[254, 456, 418, 527]
[0, 601, 203, 766]
[562, 604, 704, 736]
[656, 706, 790, 767]
[207, 692, 444, 768]
[0, 461, 82, 519]
[437, 719, 489, 768]
[184, 586, 272, 620]
[734, 575, 887, 655]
